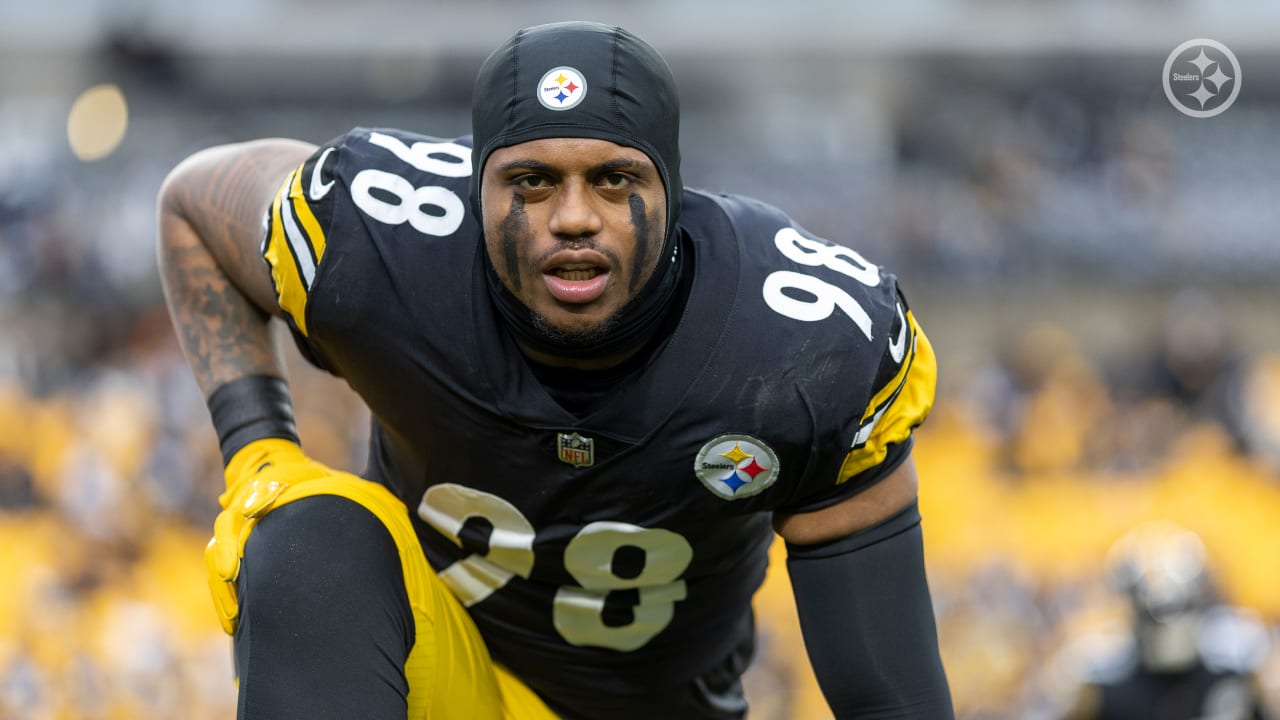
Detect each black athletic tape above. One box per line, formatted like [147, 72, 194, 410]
[206, 375, 300, 465]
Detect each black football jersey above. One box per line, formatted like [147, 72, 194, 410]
[1078, 663, 1269, 720]
[263, 127, 938, 717]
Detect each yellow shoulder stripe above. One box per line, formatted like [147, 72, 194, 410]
[837, 310, 937, 483]
[859, 309, 916, 429]
[288, 164, 328, 265]
[262, 163, 330, 337]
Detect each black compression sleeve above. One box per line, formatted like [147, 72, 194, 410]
[206, 375, 300, 465]
[234, 495, 414, 720]
[785, 501, 954, 719]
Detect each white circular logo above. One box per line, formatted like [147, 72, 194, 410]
[1163, 38, 1241, 118]
[537, 66, 588, 111]
[694, 434, 780, 500]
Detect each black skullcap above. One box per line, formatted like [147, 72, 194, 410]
[469, 21, 682, 240]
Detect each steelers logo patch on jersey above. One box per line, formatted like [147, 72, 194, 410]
[694, 434, 780, 500]
[537, 66, 587, 111]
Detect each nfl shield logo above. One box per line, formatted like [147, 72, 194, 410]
[557, 432, 594, 467]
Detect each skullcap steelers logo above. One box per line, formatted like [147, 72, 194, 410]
[694, 434, 780, 501]
[537, 66, 587, 111]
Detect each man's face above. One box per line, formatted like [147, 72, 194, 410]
[480, 137, 667, 343]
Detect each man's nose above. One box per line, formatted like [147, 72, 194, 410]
[548, 179, 603, 238]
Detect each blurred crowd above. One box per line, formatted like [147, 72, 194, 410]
[2, 43, 1280, 719]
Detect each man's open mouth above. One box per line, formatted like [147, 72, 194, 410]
[553, 268, 602, 281]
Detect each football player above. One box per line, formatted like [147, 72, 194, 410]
[157, 21, 953, 719]
[1060, 522, 1272, 720]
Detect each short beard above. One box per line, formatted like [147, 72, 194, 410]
[529, 310, 621, 348]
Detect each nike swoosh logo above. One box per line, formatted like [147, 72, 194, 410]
[308, 147, 335, 200]
[888, 302, 908, 363]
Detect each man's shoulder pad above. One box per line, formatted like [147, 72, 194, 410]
[681, 189, 791, 238]
[1199, 605, 1271, 674]
[339, 127, 474, 151]
[329, 128, 475, 184]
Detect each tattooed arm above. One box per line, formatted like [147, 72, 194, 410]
[157, 140, 316, 397]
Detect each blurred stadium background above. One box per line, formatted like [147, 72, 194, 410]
[2, 1, 1279, 717]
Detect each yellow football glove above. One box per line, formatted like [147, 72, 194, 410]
[205, 437, 356, 634]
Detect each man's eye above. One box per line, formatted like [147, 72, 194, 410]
[518, 176, 549, 190]
[600, 173, 631, 189]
